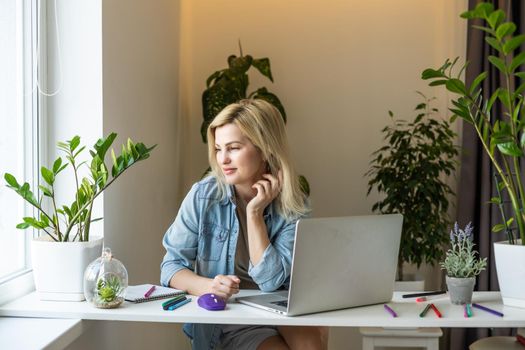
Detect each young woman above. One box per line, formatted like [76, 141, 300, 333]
[161, 99, 328, 350]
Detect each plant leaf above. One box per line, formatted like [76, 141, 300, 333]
[445, 79, 467, 95]
[252, 58, 274, 82]
[497, 142, 523, 157]
[52, 157, 62, 174]
[496, 22, 516, 41]
[4, 173, 20, 189]
[503, 34, 525, 55]
[510, 52, 525, 72]
[488, 55, 507, 74]
[41, 167, 54, 186]
[469, 72, 488, 94]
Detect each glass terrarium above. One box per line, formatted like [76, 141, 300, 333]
[83, 247, 128, 308]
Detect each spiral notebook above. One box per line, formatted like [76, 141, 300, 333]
[125, 284, 185, 303]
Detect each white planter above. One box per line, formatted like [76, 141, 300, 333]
[31, 236, 103, 301]
[494, 239, 525, 308]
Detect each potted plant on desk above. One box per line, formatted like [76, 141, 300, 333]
[4, 133, 155, 301]
[441, 223, 487, 304]
[422, 2, 525, 307]
[366, 93, 458, 289]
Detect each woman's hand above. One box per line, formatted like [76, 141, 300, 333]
[246, 170, 283, 216]
[208, 274, 240, 300]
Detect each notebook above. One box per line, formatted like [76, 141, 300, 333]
[125, 284, 185, 303]
[236, 214, 403, 316]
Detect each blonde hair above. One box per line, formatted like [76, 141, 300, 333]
[207, 99, 308, 221]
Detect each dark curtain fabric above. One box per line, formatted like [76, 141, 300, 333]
[448, 0, 524, 349]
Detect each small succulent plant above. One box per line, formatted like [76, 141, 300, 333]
[441, 222, 487, 278]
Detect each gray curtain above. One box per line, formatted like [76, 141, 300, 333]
[448, 0, 524, 348]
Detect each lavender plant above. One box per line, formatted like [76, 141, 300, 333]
[441, 223, 487, 278]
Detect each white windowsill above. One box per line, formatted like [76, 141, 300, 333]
[0, 274, 85, 350]
[0, 317, 84, 350]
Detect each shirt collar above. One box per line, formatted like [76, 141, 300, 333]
[224, 184, 275, 219]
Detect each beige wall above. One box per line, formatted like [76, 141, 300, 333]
[67, 0, 466, 349]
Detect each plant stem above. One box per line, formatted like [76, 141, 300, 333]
[50, 187, 62, 241]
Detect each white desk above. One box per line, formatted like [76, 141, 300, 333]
[1, 291, 525, 328]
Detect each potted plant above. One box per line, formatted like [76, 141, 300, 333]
[4, 133, 155, 301]
[366, 94, 458, 287]
[201, 42, 309, 194]
[422, 2, 525, 307]
[441, 223, 487, 304]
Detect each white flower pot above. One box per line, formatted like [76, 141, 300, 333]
[494, 239, 525, 308]
[31, 236, 103, 301]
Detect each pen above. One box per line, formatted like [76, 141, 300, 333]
[430, 303, 442, 318]
[419, 304, 431, 317]
[472, 303, 504, 317]
[144, 285, 156, 298]
[463, 304, 469, 318]
[402, 291, 446, 299]
[168, 298, 191, 310]
[162, 296, 187, 310]
[383, 304, 397, 317]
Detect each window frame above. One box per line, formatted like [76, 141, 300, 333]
[0, 0, 44, 304]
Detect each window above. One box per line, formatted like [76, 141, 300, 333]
[0, 0, 38, 283]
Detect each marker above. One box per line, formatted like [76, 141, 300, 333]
[144, 285, 156, 298]
[472, 303, 504, 317]
[168, 298, 191, 310]
[419, 304, 431, 317]
[383, 304, 397, 317]
[416, 297, 427, 303]
[463, 304, 469, 318]
[516, 334, 525, 346]
[430, 303, 442, 318]
[466, 303, 472, 317]
[162, 295, 187, 310]
[402, 291, 446, 299]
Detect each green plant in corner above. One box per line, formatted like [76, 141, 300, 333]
[366, 94, 458, 280]
[422, 2, 525, 245]
[4, 133, 156, 242]
[201, 41, 309, 195]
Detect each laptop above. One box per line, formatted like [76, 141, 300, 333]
[236, 214, 403, 316]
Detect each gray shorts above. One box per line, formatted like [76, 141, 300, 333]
[217, 324, 279, 350]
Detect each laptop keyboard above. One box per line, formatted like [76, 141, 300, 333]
[271, 300, 288, 307]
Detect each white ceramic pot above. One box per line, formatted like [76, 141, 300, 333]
[31, 236, 103, 301]
[494, 239, 525, 308]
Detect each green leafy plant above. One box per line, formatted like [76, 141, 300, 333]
[422, 2, 525, 245]
[201, 42, 309, 195]
[4, 133, 156, 242]
[96, 274, 123, 303]
[441, 222, 487, 278]
[366, 94, 458, 280]
[201, 41, 285, 143]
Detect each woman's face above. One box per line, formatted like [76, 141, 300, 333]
[214, 123, 266, 188]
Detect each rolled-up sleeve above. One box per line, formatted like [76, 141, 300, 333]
[160, 184, 200, 287]
[248, 219, 297, 292]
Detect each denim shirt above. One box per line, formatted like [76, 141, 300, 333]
[160, 176, 301, 350]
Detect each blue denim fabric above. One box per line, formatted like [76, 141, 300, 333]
[160, 176, 300, 350]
